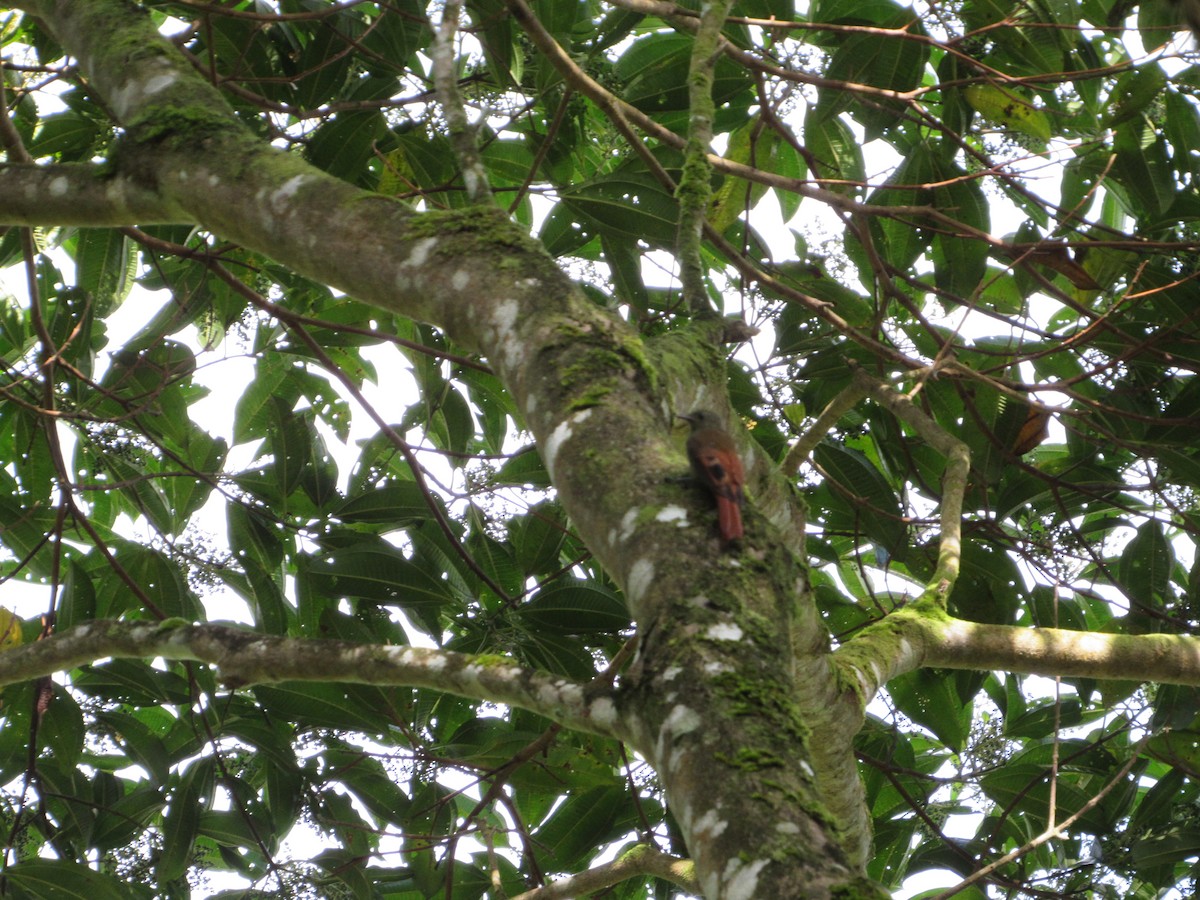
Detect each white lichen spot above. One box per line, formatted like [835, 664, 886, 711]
[404, 236, 439, 269]
[462, 167, 483, 201]
[488, 298, 527, 371]
[686, 594, 710, 608]
[48, 176, 69, 197]
[451, 270, 471, 292]
[855, 668, 874, 705]
[556, 680, 584, 707]
[589, 696, 618, 728]
[503, 339, 527, 374]
[537, 682, 562, 708]
[208, 173, 219, 187]
[776, 821, 801, 835]
[626, 558, 654, 607]
[799, 760, 815, 779]
[619, 507, 640, 542]
[491, 296, 521, 337]
[422, 651, 447, 672]
[143, 72, 177, 97]
[463, 663, 487, 683]
[662, 666, 682, 682]
[666, 743, 689, 775]
[705, 622, 744, 642]
[723, 858, 769, 900]
[271, 175, 307, 209]
[543, 417, 575, 480]
[656, 504, 689, 526]
[693, 809, 727, 840]
[517, 278, 541, 289]
[663, 704, 701, 737]
[674, 799, 694, 833]
[524, 393, 537, 417]
[703, 661, 729, 676]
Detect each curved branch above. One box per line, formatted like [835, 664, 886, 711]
[509, 844, 697, 899]
[0, 619, 628, 740]
[836, 603, 1200, 705]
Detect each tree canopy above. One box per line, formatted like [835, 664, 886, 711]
[3, 0, 1200, 897]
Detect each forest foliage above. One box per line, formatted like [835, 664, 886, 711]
[4, 0, 1200, 897]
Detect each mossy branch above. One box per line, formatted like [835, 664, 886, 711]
[787, 364, 968, 603]
[432, 0, 493, 204]
[0, 620, 627, 741]
[677, 0, 736, 315]
[510, 845, 696, 899]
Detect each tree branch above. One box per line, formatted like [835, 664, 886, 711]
[836, 603, 1200, 705]
[0, 163, 183, 226]
[676, 0, 734, 314]
[509, 844, 697, 899]
[0, 619, 628, 740]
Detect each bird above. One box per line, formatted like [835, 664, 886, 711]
[678, 409, 746, 543]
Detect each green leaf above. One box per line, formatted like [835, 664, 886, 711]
[887, 669, 973, 752]
[1118, 519, 1174, 630]
[561, 171, 680, 248]
[532, 786, 627, 872]
[72, 228, 136, 316]
[157, 758, 216, 882]
[5, 859, 150, 900]
[813, 442, 907, 562]
[307, 542, 462, 611]
[518, 580, 630, 635]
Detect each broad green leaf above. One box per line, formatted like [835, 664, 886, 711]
[518, 580, 630, 634]
[5, 859, 149, 900]
[157, 758, 216, 882]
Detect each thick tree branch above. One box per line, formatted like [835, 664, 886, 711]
[0, 163, 183, 225]
[6, 2, 873, 894]
[836, 603, 1200, 703]
[0, 620, 628, 740]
